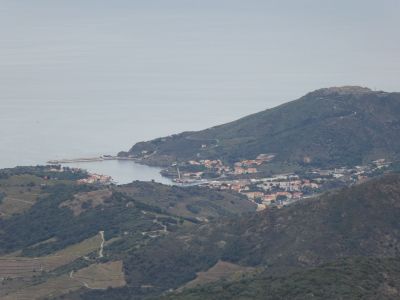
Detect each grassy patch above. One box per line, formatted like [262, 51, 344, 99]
[182, 260, 255, 290]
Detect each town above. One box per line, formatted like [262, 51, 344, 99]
[47, 165, 113, 185]
[77, 173, 113, 185]
[47, 155, 395, 211]
[162, 155, 393, 211]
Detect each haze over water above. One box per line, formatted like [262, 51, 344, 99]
[1, 1, 399, 183]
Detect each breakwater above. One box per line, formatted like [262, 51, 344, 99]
[47, 156, 136, 164]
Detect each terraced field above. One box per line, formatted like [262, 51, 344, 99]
[0, 232, 126, 299]
[0, 234, 103, 279]
[2, 261, 125, 300]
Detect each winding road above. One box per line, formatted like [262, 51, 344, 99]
[98, 231, 105, 259]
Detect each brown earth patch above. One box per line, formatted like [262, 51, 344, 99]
[182, 260, 255, 290]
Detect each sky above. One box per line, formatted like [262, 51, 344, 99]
[1, 0, 399, 106]
[0, 0, 399, 167]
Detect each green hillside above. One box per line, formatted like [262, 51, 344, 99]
[2, 166, 400, 299]
[77, 174, 400, 299]
[121, 86, 400, 169]
[162, 257, 400, 300]
[0, 166, 253, 299]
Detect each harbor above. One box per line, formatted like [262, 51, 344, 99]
[46, 156, 173, 185]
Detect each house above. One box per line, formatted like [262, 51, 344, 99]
[292, 192, 303, 199]
[263, 194, 276, 203]
[246, 168, 258, 174]
[234, 167, 246, 174]
[243, 191, 264, 200]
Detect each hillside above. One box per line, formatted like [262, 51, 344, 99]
[120, 86, 400, 169]
[0, 166, 254, 299]
[2, 166, 400, 300]
[162, 257, 400, 300]
[76, 174, 400, 299]
[117, 181, 256, 220]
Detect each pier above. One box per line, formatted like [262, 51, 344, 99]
[47, 155, 136, 164]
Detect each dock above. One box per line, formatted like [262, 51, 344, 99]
[47, 155, 136, 164]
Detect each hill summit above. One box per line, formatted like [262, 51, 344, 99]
[310, 85, 373, 96]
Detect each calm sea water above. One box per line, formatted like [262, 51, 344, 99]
[63, 160, 172, 185]
[0, 99, 268, 184]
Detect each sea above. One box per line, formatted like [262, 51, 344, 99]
[0, 1, 347, 184]
[1, 1, 397, 184]
[0, 99, 268, 184]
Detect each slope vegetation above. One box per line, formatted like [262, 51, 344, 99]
[0, 166, 254, 299]
[163, 257, 400, 300]
[79, 174, 400, 299]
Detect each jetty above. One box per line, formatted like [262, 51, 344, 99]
[47, 155, 136, 164]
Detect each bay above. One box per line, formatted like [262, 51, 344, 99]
[0, 99, 264, 184]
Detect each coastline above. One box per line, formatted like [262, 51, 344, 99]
[47, 155, 208, 186]
[46, 155, 177, 185]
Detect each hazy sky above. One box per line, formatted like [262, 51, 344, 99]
[1, 0, 399, 107]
